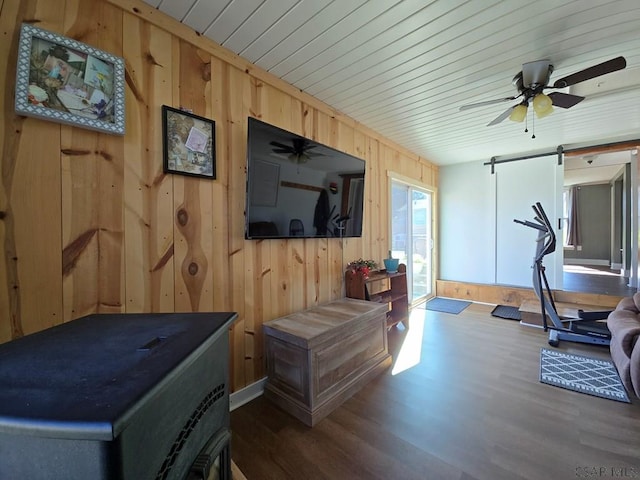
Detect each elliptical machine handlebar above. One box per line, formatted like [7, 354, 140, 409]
[514, 202, 556, 263]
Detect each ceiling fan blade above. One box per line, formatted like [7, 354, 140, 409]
[269, 141, 292, 150]
[552, 56, 626, 88]
[487, 106, 515, 126]
[272, 148, 292, 154]
[459, 96, 518, 111]
[547, 92, 584, 109]
[522, 59, 551, 87]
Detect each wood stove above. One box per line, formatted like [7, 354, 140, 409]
[0, 312, 237, 480]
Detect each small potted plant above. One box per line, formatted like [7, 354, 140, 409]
[346, 258, 378, 279]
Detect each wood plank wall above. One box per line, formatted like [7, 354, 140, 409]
[0, 0, 438, 391]
[436, 280, 623, 309]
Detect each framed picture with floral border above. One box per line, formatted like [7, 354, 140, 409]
[14, 23, 125, 135]
[162, 105, 216, 179]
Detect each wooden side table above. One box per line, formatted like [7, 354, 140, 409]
[345, 263, 409, 328]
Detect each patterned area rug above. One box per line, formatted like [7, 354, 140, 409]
[539, 348, 630, 403]
[425, 297, 471, 314]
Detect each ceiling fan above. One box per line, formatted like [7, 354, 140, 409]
[270, 138, 323, 164]
[460, 56, 627, 126]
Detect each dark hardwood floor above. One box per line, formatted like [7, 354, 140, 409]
[563, 264, 637, 297]
[230, 303, 640, 480]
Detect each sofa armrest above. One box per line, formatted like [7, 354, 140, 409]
[630, 340, 640, 398]
[607, 311, 640, 357]
[616, 296, 639, 314]
[632, 291, 640, 311]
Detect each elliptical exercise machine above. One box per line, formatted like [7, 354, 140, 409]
[514, 202, 611, 347]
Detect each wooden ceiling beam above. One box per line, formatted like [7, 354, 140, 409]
[564, 141, 640, 157]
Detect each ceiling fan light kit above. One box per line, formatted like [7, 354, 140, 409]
[532, 93, 553, 118]
[509, 104, 527, 122]
[461, 56, 627, 131]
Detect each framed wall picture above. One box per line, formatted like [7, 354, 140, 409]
[14, 23, 125, 135]
[162, 106, 216, 179]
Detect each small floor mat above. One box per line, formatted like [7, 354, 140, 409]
[425, 297, 471, 314]
[539, 348, 630, 403]
[491, 305, 521, 321]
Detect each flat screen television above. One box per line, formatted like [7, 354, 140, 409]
[245, 117, 366, 239]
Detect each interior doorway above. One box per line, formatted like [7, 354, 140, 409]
[390, 178, 434, 306]
[562, 147, 638, 296]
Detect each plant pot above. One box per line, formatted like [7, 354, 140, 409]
[383, 258, 399, 273]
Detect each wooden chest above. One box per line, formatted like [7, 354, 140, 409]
[263, 298, 391, 426]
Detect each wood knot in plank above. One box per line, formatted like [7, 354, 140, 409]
[62, 228, 98, 277]
[145, 52, 162, 67]
[202, 62, 211, 82]
[188, 262, 199, 276]
[151, 171, 167, 187]
[61, 149, 91, 156]
[97, 150, 113, 161]
[176, 208, 189, 226]
[151, 244, 174, 272]
[0, 211, 5, 219]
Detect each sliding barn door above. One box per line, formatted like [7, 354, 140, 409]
[495, 155, 563, 289]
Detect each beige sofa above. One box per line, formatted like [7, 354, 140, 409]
[607, 292, 640, 398]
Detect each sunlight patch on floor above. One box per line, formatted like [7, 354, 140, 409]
[563, 265, 620, 276]
[391, 307, 426, 375]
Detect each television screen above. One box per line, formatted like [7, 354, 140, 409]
[245, 117, 366, 239]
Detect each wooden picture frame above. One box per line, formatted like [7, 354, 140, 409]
[14, 23, 125, 135]
[162, 106, 216, 179]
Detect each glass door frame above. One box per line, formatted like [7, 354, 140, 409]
[389, 173, 437, 307]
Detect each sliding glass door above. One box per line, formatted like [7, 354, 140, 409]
[391, 179, 433, 305]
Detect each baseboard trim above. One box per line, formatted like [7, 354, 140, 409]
[611, 263, 623, 271]
[230, 377, 267, 412]
[564, 258, 610, 266]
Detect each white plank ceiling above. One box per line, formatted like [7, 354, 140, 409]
[143, 0, 640, 168]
